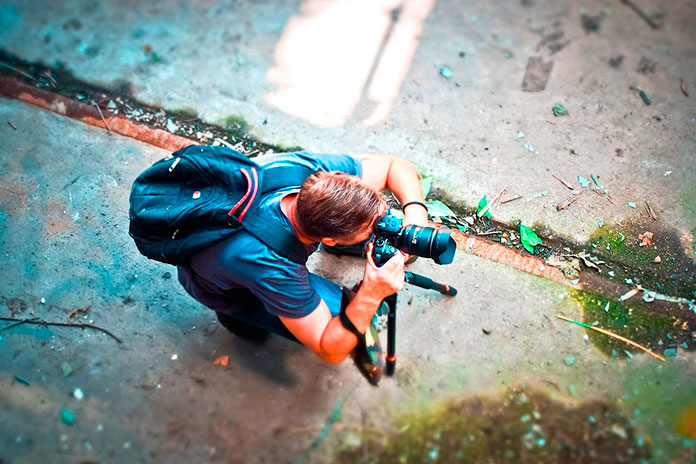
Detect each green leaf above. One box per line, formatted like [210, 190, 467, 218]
[456, 224, 468, 232]
[477, 195, 492, 219]
[425, 200, 456, 218]
[420, 176, 433, 198]
[553, 102, 569, 116]
[520, 224, 542, 254]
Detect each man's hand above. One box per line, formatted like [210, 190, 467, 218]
[361, 242, 405, 299]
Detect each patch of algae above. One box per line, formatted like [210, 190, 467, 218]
[333, 389, 649, 463]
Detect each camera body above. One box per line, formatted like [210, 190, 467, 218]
[371, 211, 456, 267]
[372, 214, 404, 266]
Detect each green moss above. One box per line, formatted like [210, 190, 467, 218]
[221, 114, 251, 134]
[271, 143, 304, 153]
[168, 107, 198, 117]
[586, 222, 695, 297]
[573, 290, 673, 357]
[529, 221, 573, 243]
[334, 389, 649, 463]
[589, 225, 658, 266]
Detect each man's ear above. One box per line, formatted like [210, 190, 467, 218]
[321, 237, 337, 247]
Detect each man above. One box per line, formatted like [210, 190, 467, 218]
[177, 151, 428, 382]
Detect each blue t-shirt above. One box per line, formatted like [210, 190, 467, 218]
[177, 152, 362, 319]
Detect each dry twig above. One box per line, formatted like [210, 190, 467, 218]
[500, 194, 521, 204]
[552, 174, 574, 190]
[477, 179, 511, 218]
[620, 0, 661, 29]
[0, 316, 122, 343]
[287, 423, 382, 435]
[681, 77, 689, 97]
[645, 201, 657, 220]
[67, 305, 91, 324]
[556, 192, 582, 211]
[0, 62, 36, 81]
[214, 137, 235, 149]
[0, 317, 39, 332]
[93, 101, 113, 133]
[556, 314, 664, 361]
[40, 70, 58, 88]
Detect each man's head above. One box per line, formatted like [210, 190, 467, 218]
[295, 171, 386, 245]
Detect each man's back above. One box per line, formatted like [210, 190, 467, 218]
[177, 152, 362, 320]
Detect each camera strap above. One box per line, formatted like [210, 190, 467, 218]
[339, 297, 365, 342]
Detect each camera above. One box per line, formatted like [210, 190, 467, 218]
[371, 211, 456, 266]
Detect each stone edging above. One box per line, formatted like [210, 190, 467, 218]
[0, 76, 195, 152]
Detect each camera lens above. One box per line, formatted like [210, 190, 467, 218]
[398, 225, 456, 265]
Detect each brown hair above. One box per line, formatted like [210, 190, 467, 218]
[295, 171, 386, 241]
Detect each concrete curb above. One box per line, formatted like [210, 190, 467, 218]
[451, 229, 573, 287]
[0, 76, 195, 152]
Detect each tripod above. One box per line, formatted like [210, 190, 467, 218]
[383, 271, 457, 375]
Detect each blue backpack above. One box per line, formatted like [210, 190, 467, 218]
[128, 145, 313, 265]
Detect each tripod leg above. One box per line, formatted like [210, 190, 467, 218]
[385, 293, 397, 376]
[405, 272, 457, 296]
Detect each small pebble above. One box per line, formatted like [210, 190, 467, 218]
[439, 66, 452, 78]
[61, 409, 76, 426]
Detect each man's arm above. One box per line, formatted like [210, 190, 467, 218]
[354, 154, 429, 227]
[279, 245, 405, 363]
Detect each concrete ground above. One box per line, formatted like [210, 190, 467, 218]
[1, 0, 695, 463]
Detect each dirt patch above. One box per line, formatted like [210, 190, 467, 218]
[332, 388, 650, 463]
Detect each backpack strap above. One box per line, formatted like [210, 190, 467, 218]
[261, 163, 314, 194]
[237, 163, 316, 265]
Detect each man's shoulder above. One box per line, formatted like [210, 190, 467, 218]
[256, 152, 362, 177]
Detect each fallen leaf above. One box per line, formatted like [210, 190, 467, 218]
[214, 355, 229, 366]
[639, 231, 653, 247]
